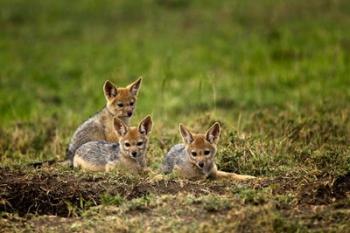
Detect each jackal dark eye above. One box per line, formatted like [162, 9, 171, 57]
[191, 151, 197, 157]
[117, 103, 124, 107]
[204, 150, 210, 155]
[124, 142, 130, 147]
[130, 102, 134, 106]
[137, 141, 143, 146]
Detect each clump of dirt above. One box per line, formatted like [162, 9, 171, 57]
[333, 172, 350, 198]
[251, 173, 350, 207]
[0, 167, 225, 217]
[252, 176, 303, 195]
[0, 168, 103, 217]
[298, 172, 350, 205]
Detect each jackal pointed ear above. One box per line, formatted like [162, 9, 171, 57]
[104, 80, 118, 101]
[128, 77, 142, 96]
[139, 115, 152, 135]
[206, 122, 221, 144]
[113, 118, 128, 136]
[179, 124, 194, 144]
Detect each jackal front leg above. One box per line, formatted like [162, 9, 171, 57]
[213, 170, 256, 181]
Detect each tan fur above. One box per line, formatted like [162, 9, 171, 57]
[67, 78, 142, 163]
[173, 163, 204, 179]
[117, 152, 145, 173]
[174, 123, 255, 181]
[73, 116, 152, 173]
[113, 117, 152, 173]
[113, 123, 150, 173]
[105, 88, 137, 122]
[212, 170, 256, 180]
[73, 155, 106, 172]
[99, 110, 120, 142]
[102, 78, 142, 141]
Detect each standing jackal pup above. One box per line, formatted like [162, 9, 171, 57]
[162, 122, 255, 180]
[67, 77, 142, 164]
[73, 115, 152, 172]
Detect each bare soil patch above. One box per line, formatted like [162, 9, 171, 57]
[1, 165, 348, 219]
[299, 172, 350, 205]
[0, 167, 225, 217]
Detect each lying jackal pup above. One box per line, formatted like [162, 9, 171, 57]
[67, 78, 142, 164]
[163, 122, 255, 180]
[73, 115, 152, 172]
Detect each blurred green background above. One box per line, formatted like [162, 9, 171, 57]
[1, 0, 349, 123]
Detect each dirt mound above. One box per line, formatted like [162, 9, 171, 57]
[299, 172, 350, 205]
[252, 174, 350, 207]
[0, 168, 106, 216]
[0, 167, 225, 217]
[332, 172, 350, 198]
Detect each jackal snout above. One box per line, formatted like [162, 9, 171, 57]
[188, 150, 216, 174]
[114, 115, 153, 161]
[122, 139, 148, 160]
[186, 146, 214, 168]
[179, 122, 221, 174]
[103, 77, 142, 121]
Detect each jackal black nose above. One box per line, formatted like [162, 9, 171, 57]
[131, 151, 137, 157]
[198, 162, 204, 168]
[127, 111, 133, 117]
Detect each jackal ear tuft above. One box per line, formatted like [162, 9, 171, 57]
[104, 80, 118, 100]
[206, 122, 221, 144]
[179, 124, 194, 144]
[128, 77, 142, 96]
[139, 115, 152, 135]
[113, 118, 128, 136]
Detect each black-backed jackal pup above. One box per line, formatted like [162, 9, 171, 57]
[162, 122, 256, 180]
[73, 115, 152, 172]
[67, 78, 142, 164]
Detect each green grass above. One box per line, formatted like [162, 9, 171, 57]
[0, 0, 350, 232]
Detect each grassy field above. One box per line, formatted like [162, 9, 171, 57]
[1, 0, 350, 232]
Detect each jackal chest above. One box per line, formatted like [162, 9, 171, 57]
[118, 156, 144, 173]
[174, 163, 206, 179]
[103, 121, 120, 142]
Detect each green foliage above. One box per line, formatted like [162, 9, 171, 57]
[100, 193, 125, 206]
[232, 187, 270, 205]
[126, 194, 155, 212]
[186, 194, 232, 212]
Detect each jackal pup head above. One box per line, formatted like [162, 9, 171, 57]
[114, 115, 152, 161]
[103, 77, 142, 122]
[179, 122, 221, 175]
